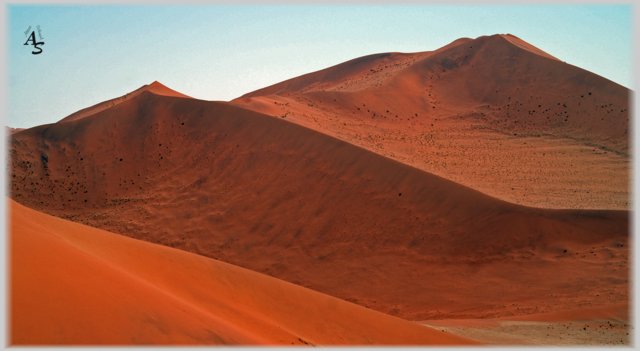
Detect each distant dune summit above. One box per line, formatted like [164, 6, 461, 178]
[234, 33, 630, 209]
[9, 34, 630, 345]
[58, 81, 191, 124]
[237, 33, 628, 153]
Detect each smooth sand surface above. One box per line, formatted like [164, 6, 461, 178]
[10, 86, 628, 321]
[9, 199, 473, 345]
[234, 34, 630, 209]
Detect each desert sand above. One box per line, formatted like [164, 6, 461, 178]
[234, 34, 630, 209]
[10, 199, 473, 345]
[8, 33, 630, 345]
[9, 83, 628, 321]
[421, 304, 630, 345]
[58, 81, 190, 124]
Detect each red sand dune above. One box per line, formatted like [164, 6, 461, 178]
[9, 82, 629, 321]
[10, 199, 473, 345]
[58, 81, 190, 124]
[499, 33, 559, 60]
[233, 34, 630, 209]
[238, 34, 627, 152]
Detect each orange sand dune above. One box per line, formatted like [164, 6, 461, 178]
[240, 36, 474, 97]
[58, 81, 190, 123]
[234, 34, 630, 209]
[10, 199, 472, 345]
[239, 33, 627, 151]
[498, 33, 559, 60]
[10, 84, 628, 321]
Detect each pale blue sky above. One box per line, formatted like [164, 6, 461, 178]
[7, 4, 633, 129]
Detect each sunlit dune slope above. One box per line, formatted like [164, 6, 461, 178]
[9, 199, 473, 345]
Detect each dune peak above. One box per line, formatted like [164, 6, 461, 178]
[487, 33, 559, 61]
[57, 80, 192, 123]
[141, 80, 191, 98]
